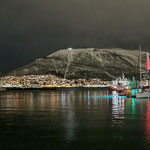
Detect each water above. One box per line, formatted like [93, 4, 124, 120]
[0, 88, 150, 150]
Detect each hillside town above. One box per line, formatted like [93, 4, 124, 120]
[0, 75, 110, 89]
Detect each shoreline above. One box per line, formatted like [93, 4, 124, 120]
[3, 86, 108, 91]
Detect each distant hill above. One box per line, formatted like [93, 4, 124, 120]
[7, 48, 147, 80]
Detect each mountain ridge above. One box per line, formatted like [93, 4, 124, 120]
[7, 48, 147, 80]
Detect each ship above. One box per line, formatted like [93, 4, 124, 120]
[108, 73, 130, 91]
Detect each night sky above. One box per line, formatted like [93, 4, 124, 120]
[1, 0, 150, 73]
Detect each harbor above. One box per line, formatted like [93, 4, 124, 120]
[2, 0, 150, 149]
[0, 72, 148, 98]
[0, 69, 149, 99]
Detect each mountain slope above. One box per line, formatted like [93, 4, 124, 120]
[8, 48, 147, 80]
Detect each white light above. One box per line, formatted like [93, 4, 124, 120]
[68, 48, 72, 50]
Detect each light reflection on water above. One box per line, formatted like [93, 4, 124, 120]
[0, 88, 150, 150]
[145, 101, 150, 149]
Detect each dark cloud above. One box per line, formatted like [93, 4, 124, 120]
[1, 0, 150, 73]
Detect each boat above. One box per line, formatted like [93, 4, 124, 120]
[135, 51, 150, 98]
[136, 89, 150, 98]
[108, 73, 130, 91]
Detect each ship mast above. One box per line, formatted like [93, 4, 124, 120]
[139, 44, 142, 86]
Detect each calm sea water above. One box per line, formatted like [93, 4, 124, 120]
[0, 88, 150, 150]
